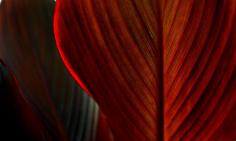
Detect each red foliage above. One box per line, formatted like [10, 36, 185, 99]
[54, 0, 236, 140]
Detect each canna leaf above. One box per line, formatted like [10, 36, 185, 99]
[163, 0, 236, 140]
[54, 0, 236, 141]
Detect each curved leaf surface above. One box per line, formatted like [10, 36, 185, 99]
[54, 0, 236, 141]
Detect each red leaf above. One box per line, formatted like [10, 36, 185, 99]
[54, 0, 236, 140]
